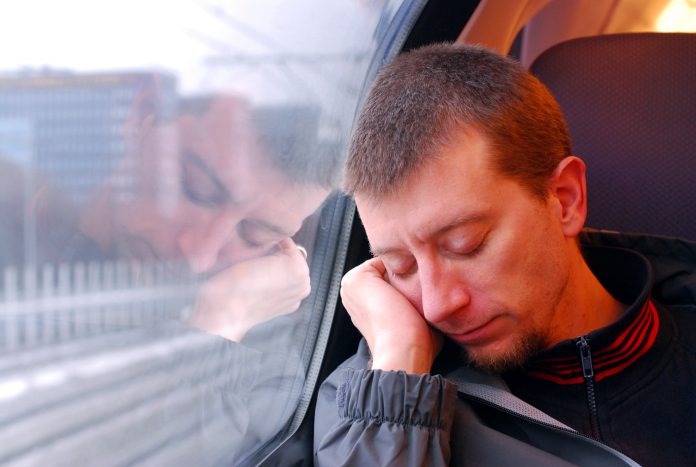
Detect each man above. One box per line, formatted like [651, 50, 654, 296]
[314, 43, 696, 466]
[80, 94, 331, 341]
[73, 94, 337, 463]
[0, 90, 337, 465]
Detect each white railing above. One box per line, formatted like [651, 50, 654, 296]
[0, 261, 198, 351]
[0, 260, 304, 466]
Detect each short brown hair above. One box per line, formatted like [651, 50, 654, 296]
[344, 43, 571, 199]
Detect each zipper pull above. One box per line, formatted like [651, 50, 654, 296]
[577, 336, 594, 379]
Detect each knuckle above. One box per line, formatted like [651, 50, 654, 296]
[302, 283, 311, 298]
[342, 267, 360, 286]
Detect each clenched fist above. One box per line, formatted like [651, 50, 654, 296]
[341, 258, 442, 374]
[189, 238, 310, 341]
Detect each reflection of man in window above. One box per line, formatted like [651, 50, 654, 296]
[80, 95, 331, 342]
[69, 93, 336, 464]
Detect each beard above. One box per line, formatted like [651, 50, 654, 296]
[460, 328, 547, 374]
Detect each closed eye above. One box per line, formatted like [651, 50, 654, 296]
[452, 238, 485, 257]
[180, 150, 230, 208]
[384, 257, 418, 279]
[441, 231, 488, 258]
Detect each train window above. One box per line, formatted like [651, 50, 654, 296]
[8, 0, 688, 464]
[0, 1, 415, 465]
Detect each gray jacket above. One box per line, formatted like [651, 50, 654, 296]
[314, 339, 639, 466]
[314, 230, 696, 466]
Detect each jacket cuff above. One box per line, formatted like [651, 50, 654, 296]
[336, 368, 457, 431]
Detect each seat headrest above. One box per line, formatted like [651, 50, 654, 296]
[531, 33, 696, 240]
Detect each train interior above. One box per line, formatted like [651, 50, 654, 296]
[0, 0, 694, 465]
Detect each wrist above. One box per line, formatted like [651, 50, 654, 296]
[188, 298, 250, 342]
[189, 314, 249, 342]
[370, 343, 435, 374]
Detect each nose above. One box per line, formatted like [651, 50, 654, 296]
[176, 209, 249, 273]
[418, 259, 470, 325]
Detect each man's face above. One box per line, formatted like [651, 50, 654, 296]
[356, 130, 574, 372]
[82, 98, 327, 273]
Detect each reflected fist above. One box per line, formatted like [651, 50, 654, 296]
[189, 238, 310, 341]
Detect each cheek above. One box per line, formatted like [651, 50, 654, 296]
[219, 224, 290, 266]
[513, 240, 570, 329]
[263, 205, 312, 236]
[493, 207, 563, 278]
[465, 230, 552, 312]
[129, 203, 213, 245]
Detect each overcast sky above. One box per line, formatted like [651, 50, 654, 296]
[0, 0, 386, 102]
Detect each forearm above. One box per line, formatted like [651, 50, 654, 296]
[150, 322, 304, 444]
[314, 340, 457, 467]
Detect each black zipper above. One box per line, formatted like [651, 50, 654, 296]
[577, 335, 602, 440]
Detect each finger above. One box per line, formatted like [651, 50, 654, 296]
[364, 257, 387, 277]
[276, 237, 309, 264]
[276, 237, 302, 259]
[277, 237, 296, 253]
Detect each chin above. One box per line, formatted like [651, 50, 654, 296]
[463, 331, 545, 374]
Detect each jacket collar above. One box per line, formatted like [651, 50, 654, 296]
[580, 228, 696, 307]
[514, 242, 664, 385]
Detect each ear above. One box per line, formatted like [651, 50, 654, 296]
[122, 76, 160, 147]
[549, 156, 587, 237]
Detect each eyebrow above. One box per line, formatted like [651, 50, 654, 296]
[369, 213, 489, 257]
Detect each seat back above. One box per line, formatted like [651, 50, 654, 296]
[530, 33, 696, 240]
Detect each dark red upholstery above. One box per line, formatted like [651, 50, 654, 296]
[530, 33, 696, 240]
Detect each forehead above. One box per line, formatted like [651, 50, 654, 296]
[178, 101, 278, 198]
[355, 130, 520, 246]
[178, 102, 265, 166]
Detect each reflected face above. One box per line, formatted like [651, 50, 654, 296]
[82, 97, 327, 273]
[357, 130, 572, 372]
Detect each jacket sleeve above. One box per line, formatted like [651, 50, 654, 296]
[314, 339, 458, 466]
[108, 321, 304, 466]
[6, 320, 304, 466]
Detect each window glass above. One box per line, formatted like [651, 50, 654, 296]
[0, 1, 402, 464]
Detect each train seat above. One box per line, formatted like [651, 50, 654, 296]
[530, 32, 696, 240]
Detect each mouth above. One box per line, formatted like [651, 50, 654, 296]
[447, 316, 505, 346]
